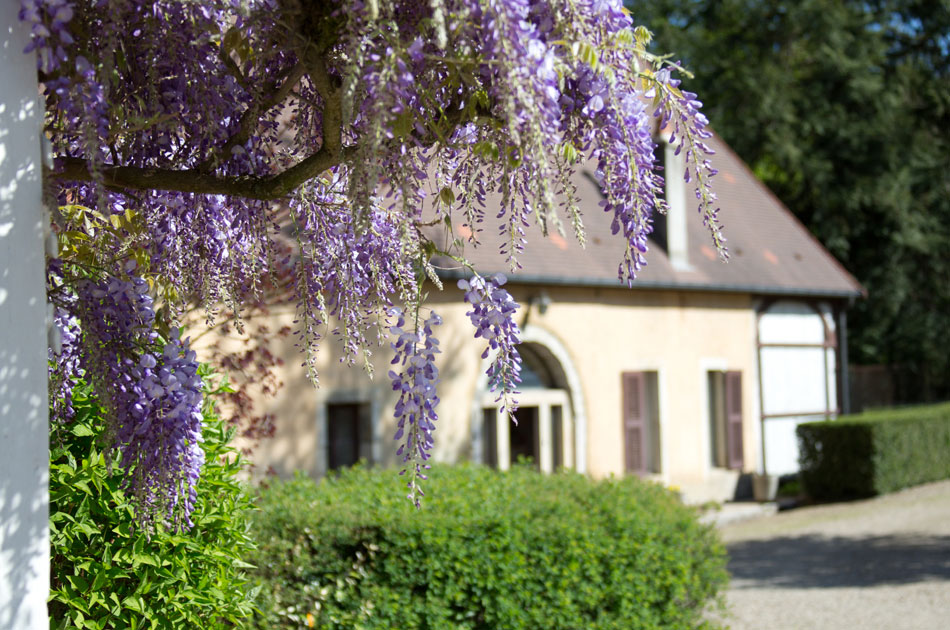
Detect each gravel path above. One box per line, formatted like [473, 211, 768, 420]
[716, 480, 950, 630]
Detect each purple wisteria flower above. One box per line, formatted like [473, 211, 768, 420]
[389, 308, 442, 506]
[24, 0, 725, 510]
[291, 175, 418, 378]
[653, 68, 727, 257]
[19, 0, 74, 73]
[459, 274, 522, 414]
[122, 332, 205, 531]
[48, 304, 82, 423]
[68, 271, 204, 531]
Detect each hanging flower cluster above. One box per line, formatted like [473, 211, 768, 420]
[121, 333, 205, 531]
[56, 269, 204, 531]
[459, 274, 523, 414]
[291, 176, 419, 379]
[653, 67, 727, 255]
[19, 0, 73, 73]
[48, 303, 81, 424]
[388, 308, 442, 506]
[24, 0, 722, 509]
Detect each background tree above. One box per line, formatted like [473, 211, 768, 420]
[630, 0, 950, 403]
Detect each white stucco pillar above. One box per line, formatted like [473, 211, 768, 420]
[0, 8, 50, 630]
[496, 410, 511, 471]
[537, 404, 552, 473]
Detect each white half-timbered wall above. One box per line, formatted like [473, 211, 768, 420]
[758, 300, 839, 475]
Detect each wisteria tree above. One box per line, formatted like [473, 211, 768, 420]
[23, 0, 721, 528]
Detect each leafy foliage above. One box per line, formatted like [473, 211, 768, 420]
[797, 403, 950, 501]
[248, 465, 728, 630]
[48, 372, 256, 629]
[631, 0, 950, 402]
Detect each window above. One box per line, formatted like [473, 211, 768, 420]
[479, 341, 575, 473]
[708, 371, 743, 469]
[326, 402, 372, 470]
[482, 408, 498, 468]
[510, 406, 541, 469]
[621, 371, 661, 475]
[551, 404, 564, 470]
[481, 392, 573, 472]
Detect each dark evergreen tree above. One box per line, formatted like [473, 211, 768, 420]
[631, 0, 950, 403]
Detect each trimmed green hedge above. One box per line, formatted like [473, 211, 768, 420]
[49, 376, 256, 629]
[249, 465, 727, 630]
[797, 402, 950, 501]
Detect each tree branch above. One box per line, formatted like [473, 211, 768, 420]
[197, 62, 308, 173]
[50, 53, 350, 201]
[51, 145, 353, 200]
[46, 48, 482, 201]
[303, 45, 343, 158]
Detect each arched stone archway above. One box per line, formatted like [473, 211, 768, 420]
[470, 324, 588, 473]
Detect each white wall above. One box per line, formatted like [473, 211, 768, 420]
[0, 8, 49, 630]
[758, 301, 837, 476]
[760, 346, 829, 415]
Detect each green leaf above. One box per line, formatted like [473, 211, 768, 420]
[70, 423, 96, 437]
[132, 553, 160, 568]
[560, 142, 579, 163]
[391, 112, 413, 139]
[221, 27, 242, 56]
[439, 187, 456, 206]
[121, 595, 144, 614]
[91, 570, 108, 591]
[76, 521, 98, 537]
[66, 574, 89, 593]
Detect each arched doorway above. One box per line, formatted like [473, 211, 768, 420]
[473, 332, 583, 473]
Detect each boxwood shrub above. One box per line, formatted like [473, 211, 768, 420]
[797, 402, 950, 501]
[49, 374, 257, 629]
[249, 465, 727, 630]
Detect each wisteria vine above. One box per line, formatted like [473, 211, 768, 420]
[49, 264, 204, 530]
[459, 274, 523, 414]
[25, 0, 721, 513]
[389, 308, 442, 506]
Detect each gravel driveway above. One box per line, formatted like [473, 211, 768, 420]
[717, 480, 950, 630]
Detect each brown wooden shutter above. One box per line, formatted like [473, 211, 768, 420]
[622, 372, 647, 475]
[725, 371, 744, 470]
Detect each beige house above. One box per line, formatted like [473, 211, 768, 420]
[242, 132, 863, 503]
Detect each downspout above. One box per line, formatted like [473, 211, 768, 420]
[755, 304, 768, 476]
[837, 303, 852, 416]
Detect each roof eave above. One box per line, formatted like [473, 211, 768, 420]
[437, 268, 864, 300]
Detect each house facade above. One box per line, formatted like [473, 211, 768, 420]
[239, 131, 863, 503]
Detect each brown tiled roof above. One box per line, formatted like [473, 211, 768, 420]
[434, 132, 864, 299]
